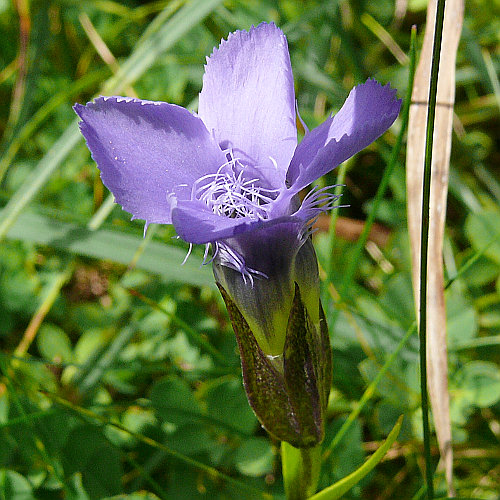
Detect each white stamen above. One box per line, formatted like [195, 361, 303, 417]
[181, 243, 193, 265]
[193, 151, 278, 221]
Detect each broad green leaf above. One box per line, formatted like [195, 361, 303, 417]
[378, 272, 416, 327]
[358, 358, 414, 407]
[37, 323, 73, 364]
[465, 210, 500, 265]
[455, 361, 500, 408]
[446, 292, 478, 349]
[150, 376, 202, 425]
[0, 470, 35, 500]
[164, 424, 212, 455]
[375, 401, 412, 441]
[456, 251, 499, 287]
[326, 417, 365, 488]
[206, 379, 257, 435]
[62, 425, 122, 499]
[0, 268, 38, 313]
[74, 328, 110, 365]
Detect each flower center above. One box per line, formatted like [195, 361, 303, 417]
[193, 151, 277, 220]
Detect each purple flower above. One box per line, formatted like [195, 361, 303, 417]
[75, 23, 401, 445]
[74, 22, 400, 357]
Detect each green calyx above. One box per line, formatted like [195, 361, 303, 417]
[218, 282, 332, 448]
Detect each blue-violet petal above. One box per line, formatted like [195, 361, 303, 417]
[198, 22, 297, 187]
[74, 97, 227, 225]
[286, 79, 401, 192]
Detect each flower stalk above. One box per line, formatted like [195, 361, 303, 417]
[282, 442, 322, 500]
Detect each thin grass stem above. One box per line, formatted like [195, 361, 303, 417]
[323, 321, 416, 461]
[419, 1, 447, 498]
[327, 161, 349, 281]
[338, 26, 417, 301]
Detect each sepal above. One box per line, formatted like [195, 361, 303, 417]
[218, 282, 331, 447]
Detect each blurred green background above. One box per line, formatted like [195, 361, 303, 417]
[0, 0, 499, 498]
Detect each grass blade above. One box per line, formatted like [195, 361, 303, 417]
[336, 26, 417, 301]
[0, 68, 108, 183]
[4, 210, 213, 288]
[0, 125, 82, 240]
[311, 416, 403, 500]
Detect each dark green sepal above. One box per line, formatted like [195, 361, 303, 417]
[217, 282, 331, 448]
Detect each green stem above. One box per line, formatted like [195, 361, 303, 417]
[282, 442, 322, 500]
[419, 1, 447, 498]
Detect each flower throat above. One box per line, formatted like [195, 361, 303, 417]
[193, 151, 278, 220]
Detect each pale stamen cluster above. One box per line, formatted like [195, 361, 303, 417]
[297, 185, 343, 241]
[193, 152, 277, 220]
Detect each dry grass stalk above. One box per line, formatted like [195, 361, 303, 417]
[406, 0, 464, 495]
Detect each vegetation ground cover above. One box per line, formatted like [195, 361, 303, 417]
[0, 0, 499, 498]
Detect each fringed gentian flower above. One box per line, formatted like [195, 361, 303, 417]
[75, 23, 401, 447]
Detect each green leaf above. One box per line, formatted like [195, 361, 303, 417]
[74, 328, 110, 365]
[37, 323, 73, 364]
[446, 292, 478, 349]
[375, 402, 412, 441]
[0, 268, 38, 313]
[0, 470, 35, 500]
[455, 361, 500, 408]
[310, 416, 403, 500]
[150, 376, 202, 426]
[379, 272, 416, 327]
[327, 417, 365, 485]
[164, 425, 212, 456]
[456, 250, 499, 287]
[465, 209, 500, 265]
[358, 358, 417, 407]
[62, 425, 122, 499]
[205, 379, 257, 434]
[5, 211, 213, 288]
[234, 438, 274, 477]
